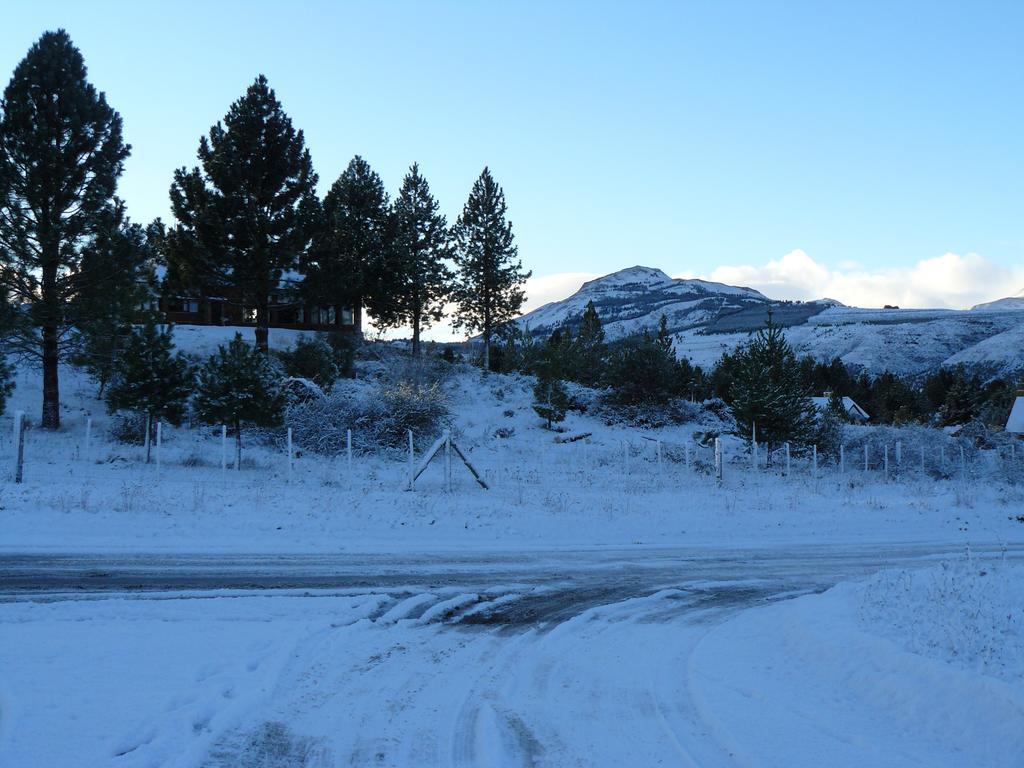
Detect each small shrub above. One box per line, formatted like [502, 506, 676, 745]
[493, 426, 515, 439]
[277, 335, 338, 387]
[108, 412, 147, 444]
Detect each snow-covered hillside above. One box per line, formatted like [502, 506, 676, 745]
[518, 266, 1024, 377]
[972, 289, 1024, 311]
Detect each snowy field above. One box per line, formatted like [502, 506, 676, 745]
[2, 334, 1023, 767]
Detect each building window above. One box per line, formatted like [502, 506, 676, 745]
[317, 306, 336, 326]
[170, 298, 200, 313]
[341, 308, 354, 326]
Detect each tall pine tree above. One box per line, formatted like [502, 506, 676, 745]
[166, 75, 318, 353]
[0, 30, 130, 427]
[452, 168, 530, 371]
[378, 163, 451, 356]
[106, 319, 192, 462]
[302, 155, 389, 332]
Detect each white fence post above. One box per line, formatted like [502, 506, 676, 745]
[785, 442, 791, 476]
[156, 421, 162, 473]
[408, 429, 415, 490]
[714, 437, 723, 484]
[813, 444, 818, 478]
[960, 445, 966, 478]
[896, 440, 902, 468]
[346, 428, 353, 488]
[839, 444, 845, 476]
[13, 410, 25, 484]
[221, 425, 227, 475]
[144, 413, 152, 464]
[656, 440, 663, 474]
[85, 418, 92, 463]
[884, 445, 889, 481]
[864, 444, 869, 473]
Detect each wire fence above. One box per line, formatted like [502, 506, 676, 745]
[0, 412, 1021, 496]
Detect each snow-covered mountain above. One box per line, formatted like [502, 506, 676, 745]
[972, 289, 1024, 312]
[516, 266, 1024, 378]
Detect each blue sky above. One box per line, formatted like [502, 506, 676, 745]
[3, 1, 1023, 316]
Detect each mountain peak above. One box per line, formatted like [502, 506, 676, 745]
[582, 265, 672, 289]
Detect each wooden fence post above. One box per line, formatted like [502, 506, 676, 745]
[13, 410, 24, 484]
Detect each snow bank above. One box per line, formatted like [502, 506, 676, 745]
[689, 558, 1024, 767]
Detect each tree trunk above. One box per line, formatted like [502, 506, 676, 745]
[41, 323, 61, 429]
[482, 328, 491, 373]
[235, 419, 242, 470]
[255, 298, 270, 354]
[412, 317, 421, 357]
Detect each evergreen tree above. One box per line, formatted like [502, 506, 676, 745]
[656, 314, 673, 353]
[532, 375, 569, 430]
[376, 163, 451, 355]
[167, 75, 318, 353]
[69, 213, 159, 397]
[0, 30, 130, 428]
[567, 300, 606, 386]
[303, 155, 389, 331]
[277, 334, 338, 387]
[193, 333, 284, 467]
[729, 313, 817, 456]
[451, 168, 531, 371]
[532, 331, 571, 429]
[106, 319, 192, 462]
[604, 330, 679, 406]
[939, 376, 979, 426]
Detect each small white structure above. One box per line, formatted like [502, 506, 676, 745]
[1006, 395, 1024, 435]
[811, 394, 870, 423]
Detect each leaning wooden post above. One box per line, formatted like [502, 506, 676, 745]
[408, 429, 415, 490]
[13, 410, 25, 484]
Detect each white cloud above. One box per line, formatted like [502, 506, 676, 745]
[706, 249, 1023, 309]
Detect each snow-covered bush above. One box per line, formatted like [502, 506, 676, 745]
[285, 379, 448, 455]
[275, 334, 338, 388]
[859, 553, 1023, 683]
[594, 397, 702, 429]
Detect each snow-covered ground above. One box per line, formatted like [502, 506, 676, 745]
[3, 548, 1022, 767]
[2, 331, 1023, 766]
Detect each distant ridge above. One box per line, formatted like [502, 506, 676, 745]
[515, 266, 1024, 378]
